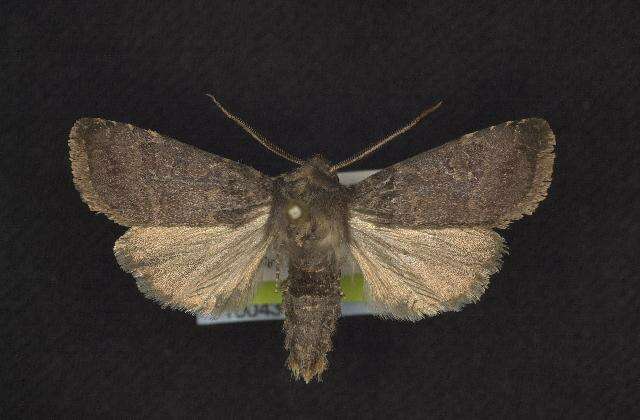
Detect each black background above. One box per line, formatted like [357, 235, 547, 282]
[3, 1, 639, 418]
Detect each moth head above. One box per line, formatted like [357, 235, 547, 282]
[286, 155, 339, 190]
[303, 155, 335, 179]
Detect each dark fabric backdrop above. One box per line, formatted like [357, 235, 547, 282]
[2, 1, 638, 418]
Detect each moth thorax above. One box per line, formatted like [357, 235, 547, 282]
[285, 200, 307, 222]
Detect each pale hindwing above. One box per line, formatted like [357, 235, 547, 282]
[348, 212, 507, 320]
[113, 207, 272, 316]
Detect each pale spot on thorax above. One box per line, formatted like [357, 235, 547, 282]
[288, 205, 302, 220]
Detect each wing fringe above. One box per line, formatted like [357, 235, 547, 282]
[69, 118, 132, 226]
[495, 119, 555, 228]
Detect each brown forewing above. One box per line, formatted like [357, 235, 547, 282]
[69, 118, 272, 227]
[350, 118, 555, 229]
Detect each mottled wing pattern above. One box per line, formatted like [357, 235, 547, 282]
[69, 118, 272, 227]
[348, 119, 555, 319]
[114, 207, 272, 316]
[351, 119, 555, 229]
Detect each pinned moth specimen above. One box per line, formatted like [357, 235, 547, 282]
[69, 97, 555, 382]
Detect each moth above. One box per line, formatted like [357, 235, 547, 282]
[69, 96, 555, 383]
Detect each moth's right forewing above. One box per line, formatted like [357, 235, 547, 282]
[351, 119, 555, 229]
[69, 118, 272, 227]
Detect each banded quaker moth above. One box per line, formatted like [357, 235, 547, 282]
[69, 97, 555, 382]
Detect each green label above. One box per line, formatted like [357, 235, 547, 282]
[252, 274, 365, 304]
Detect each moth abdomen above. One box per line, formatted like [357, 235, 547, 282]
[282, 263, 342, 383]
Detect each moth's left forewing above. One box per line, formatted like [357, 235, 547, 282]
[69, 118, 272, 227]
[348, 118, 555, 320]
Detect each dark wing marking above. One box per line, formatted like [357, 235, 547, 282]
[69, 118, 272, 227]
[351, 118, 555, 229]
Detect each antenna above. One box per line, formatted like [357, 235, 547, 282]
[330, 101, 442, 172]
[207, 94, 305, 165]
